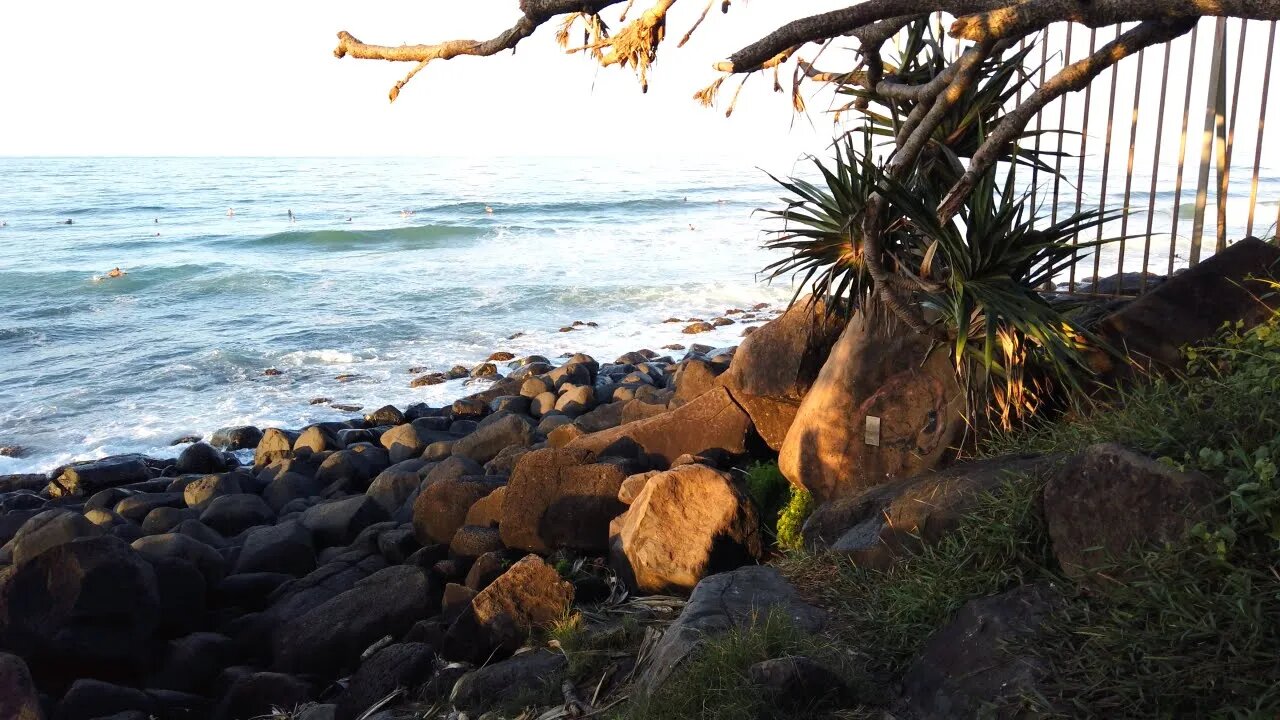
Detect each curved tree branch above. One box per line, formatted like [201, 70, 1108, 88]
[937, 17, 1197, 221]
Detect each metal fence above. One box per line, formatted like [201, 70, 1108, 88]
[1008, 17, 1280, 295]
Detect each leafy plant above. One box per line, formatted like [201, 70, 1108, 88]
[763, 25, 1126, 426]
[775, 487, 813, 553]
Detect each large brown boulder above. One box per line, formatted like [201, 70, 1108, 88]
[412, 477, 501, 544]
[803, 456, 1051, 569]
[443, 554, 573, 663]
[779, 311, 965, 503]
[565, 386, 754, 468]
[1092, 236, 1280, 376]
[608, 464, 761, 595]
[718, 298, 842, 449]
[1043, 444, 1217, 579]
[500, 448, 635, 553]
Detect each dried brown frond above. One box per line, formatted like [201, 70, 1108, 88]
[693, 75, 726, 107]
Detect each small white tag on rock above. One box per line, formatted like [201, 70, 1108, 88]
[865, 415, 881, 447]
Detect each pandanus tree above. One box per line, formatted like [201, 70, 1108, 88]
[334, 0, 1280, 423]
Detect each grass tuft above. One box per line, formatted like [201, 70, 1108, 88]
[622, 610, 863, 720]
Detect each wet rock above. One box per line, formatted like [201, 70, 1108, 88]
[254, 429, 300, 468]
[446, 365, 471, 380]
[609, 464, 761, 595]
[364, 405, 405, 427]
[470, 362, 500, 378]
[176, 442, 234, 475]
[410, 372, 447, 387]
[50, 455, 151, 498]
[1044, 444, 1216, 579]
[451, 397, 489, 420]
[682, 321, 714, 334]
[210, 425, 263, 451]
[711, 317, 736, 327]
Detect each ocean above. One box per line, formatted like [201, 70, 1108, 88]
[0, 156, 804, 475]
[1, 155, 1275, 475]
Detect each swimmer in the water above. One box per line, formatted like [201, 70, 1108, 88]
[106, 267, 127, 278]
[61, 219, 73, 225]
[154, 218, 159, 224]
[227, 208, 235, 217]
[346, 217, 353, 223]
[401, 210, 415, 218]
[484, 206, 494, 214]
[288, 209, 294, 222]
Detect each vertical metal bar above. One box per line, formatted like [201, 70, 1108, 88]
[1071, 27, 1098, 293]
[1141, 42, 1173, 293]
[1218, 19, 1248, 250]
[1246, 21, 1276, 238]
[1118, 45, 1146, 283]
[1170, 23, 1201, 274]
[1030, 35, 1050, 214]
[1051, 23, 1074, 229]
[1093, 25, 1123, 295]
[1190, 17, 1228, 265]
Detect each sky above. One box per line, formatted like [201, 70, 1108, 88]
[0, 1, 855, 159]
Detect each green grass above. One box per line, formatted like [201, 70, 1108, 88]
[622, 610, 863, 720]
[769, 314, 1280, 718]
[743, 460, 814, 552]
[778, 474, 1052, 685]
[546, 611, 645, 684]
[987, 315, 1280, 717]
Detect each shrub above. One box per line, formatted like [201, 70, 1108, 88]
[775, 487, 813, 552]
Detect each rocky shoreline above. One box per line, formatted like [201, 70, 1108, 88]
[0, 298, 810, 720]
[3, 238, 1277, 720]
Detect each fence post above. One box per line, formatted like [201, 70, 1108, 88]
[1190, 17, 1229, 265]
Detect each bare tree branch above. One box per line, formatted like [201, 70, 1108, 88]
[937, 17, 1197, 221]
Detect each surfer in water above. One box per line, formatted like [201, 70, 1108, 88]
[106, 267, 127, 278]
[288, 209, 294, 222]
[61, 219, 74, 225]
[484, 206, 494, 214]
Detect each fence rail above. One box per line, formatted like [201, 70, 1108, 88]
[1003, 17, 1280, 295]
